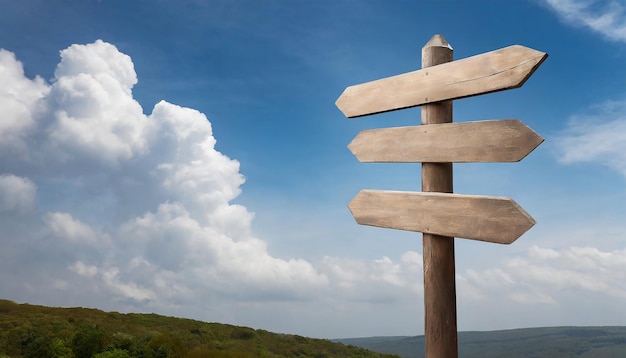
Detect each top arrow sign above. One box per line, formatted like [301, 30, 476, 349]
[336, 45, 547, 118]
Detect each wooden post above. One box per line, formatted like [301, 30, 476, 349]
[421, 34, 458, 358]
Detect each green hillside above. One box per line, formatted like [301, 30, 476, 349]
[335, 326, 626, 358]
[0, 299, 398, 358]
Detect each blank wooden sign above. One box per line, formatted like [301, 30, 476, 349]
[349, 119, 544, 163]
[348, 190, 536, 244]
[336, 45, 547, 118]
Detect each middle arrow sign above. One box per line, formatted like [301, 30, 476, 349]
[349, 119, 544, 163]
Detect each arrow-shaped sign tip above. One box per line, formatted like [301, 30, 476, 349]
[336, 87, 365, 118]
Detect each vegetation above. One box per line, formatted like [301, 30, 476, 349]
[0, 299, 398, 358]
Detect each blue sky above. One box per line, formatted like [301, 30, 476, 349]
[1, 0, 626, 339]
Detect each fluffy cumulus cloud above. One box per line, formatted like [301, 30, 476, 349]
[0, 40, 330, 311]
[543, 0, 626, 42]
[0, 50, 49, 160]
[0, 41, 428, 333]
[555, 99, 626, 177]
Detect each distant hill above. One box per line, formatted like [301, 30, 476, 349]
[334, 326, 626, 358]
[0, 299, 398, 357]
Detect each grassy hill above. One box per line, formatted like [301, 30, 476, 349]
[335, 326, 626, 358]
[0, 299, 398, 358]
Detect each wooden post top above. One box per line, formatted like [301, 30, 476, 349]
[423, 34, 453, 51]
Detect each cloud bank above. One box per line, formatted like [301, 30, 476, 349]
[1, 40, 624, 337]
[542, 0, 626, 42]
[0, 40, 328, 310]
[0, 40, 426, 324]
[459, 245, 626, 304]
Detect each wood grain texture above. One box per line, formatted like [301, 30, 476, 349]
[348, 119, 544, 163]
[336, 45, 547, 118]
[420, 34, 458, 358]
[348, 190, 536, 244]
[421, 35, 458, 358]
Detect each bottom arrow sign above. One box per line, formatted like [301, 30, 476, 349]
[348, 190, 535, 244]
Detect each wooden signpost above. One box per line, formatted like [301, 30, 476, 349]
[336, 34, 546, 358]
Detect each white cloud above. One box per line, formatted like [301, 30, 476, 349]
[71, 261, 98, 277]
[101, 267, 157, 303]
[523, 246, 626, 296]
[45, 40, 151, 167]
[320, 251, 424, 302]
[44, 212, 100, 244]
[0, 41, 428, 328]
[0, 174, 36, 215]
[0, 41, 329, 312]
[0, 50, 49, 161]
[555, 99, 626, 177]
[543, 0, 626, 42]
[458, 245, 626, 304]
[454, 244, 626, 331]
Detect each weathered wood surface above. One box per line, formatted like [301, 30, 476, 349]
[336, 45, 547, 118]
[348, 119, 544, 163]
[420, 34, 458, 358]
[348, 190, 536, 244]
